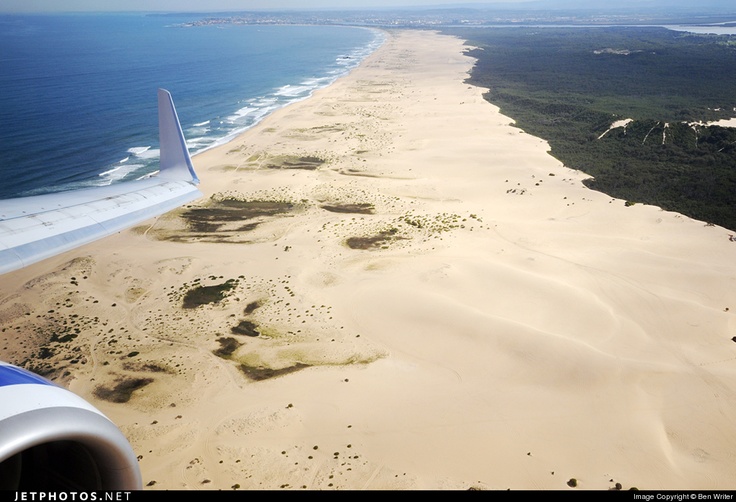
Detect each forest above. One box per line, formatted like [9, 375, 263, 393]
[443, 26, 736, 231]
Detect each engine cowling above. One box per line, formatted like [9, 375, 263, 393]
[0, 362, 141, 490]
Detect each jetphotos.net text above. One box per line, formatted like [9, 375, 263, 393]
[14, 493, 131, 501]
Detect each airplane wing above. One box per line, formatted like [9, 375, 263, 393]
[0, 90, 201, 489]
[0, 89, 202, 275]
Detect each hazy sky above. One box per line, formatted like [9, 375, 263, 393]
[0, 0, 732, 13]
[0, 0, 541, 14]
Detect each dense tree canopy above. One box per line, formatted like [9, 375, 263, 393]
[444, 26, 736, 231]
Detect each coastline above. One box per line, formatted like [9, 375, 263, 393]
[1, 29, 736, 490]
[186, 26, 387, 161]
[0, 18, 382, 199]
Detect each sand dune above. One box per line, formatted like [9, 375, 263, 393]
[1, 29, 736, 490]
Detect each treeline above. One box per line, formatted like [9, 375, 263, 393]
[442, 26, 736, 231]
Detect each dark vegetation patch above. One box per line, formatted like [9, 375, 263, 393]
[450, 26, 736, 231]
[243, 300, 262, 315]
[22, 362, 57, 378]
[213, 337, 242, 358]
[346, 228, 400, 250]
[122, 362, 170, 373]
[179, 199, 294, 234]
[265, 155, 324, 170]
[50, 333, 78, 344]
[239, 362, 311, 381]
[231, 320, 260, 337]
[320, 203, 375, 214]
[94, 377, 153, 403]
[182, 280, 238, 309]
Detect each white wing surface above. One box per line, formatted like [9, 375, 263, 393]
[0, 89, 201, 275]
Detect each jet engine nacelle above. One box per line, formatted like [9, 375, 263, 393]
[0, 362, 141, 490]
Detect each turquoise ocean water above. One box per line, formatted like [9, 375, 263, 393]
[0, 13, 383, 199]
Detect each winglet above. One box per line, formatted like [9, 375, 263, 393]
[0, 90, 202, 275]
[157, 88, 200, 184]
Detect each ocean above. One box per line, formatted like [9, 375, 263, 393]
[0, 13, 383, 199]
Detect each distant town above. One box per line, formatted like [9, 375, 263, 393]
[174, 7, 736, 29]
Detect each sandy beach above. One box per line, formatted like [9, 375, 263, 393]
[2, 29, 736, 490]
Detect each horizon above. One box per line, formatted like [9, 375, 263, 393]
[1, 0, 735, 15]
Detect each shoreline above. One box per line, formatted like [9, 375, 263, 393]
[0, 21, 383, 200]
[1, 29, 736, 490]
[186, 26, 388, 163]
